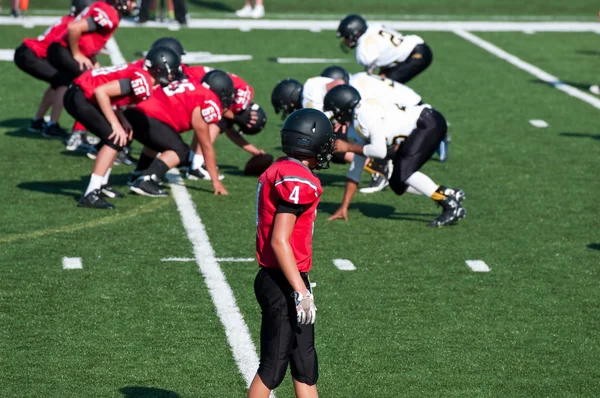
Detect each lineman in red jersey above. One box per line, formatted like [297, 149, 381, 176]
[126, 70, 234, 197]
[13, 1, 92, 134]
[63, 47, 181, 209]
[250, 109, 335, 398]
[43, 0, 135, 138]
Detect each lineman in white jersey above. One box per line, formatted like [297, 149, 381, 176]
[337, 14, 433, 84]
[323, 85, 465, 227]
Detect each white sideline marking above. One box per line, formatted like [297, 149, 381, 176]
[272, 57, 351, 64]
[62, 257, 82, 270]
[182, 52, 253, 64]
[454, 30, 600, 110]
[166, 170, 268, 394]
[160, 257, 255, 262]
[105, 37, 126, 65]
[0, 49, 14, 61]
[529, 119, 549, 128]
[1, 16, 599, 32]
[333, 259, 356, 271]
[465, 260, 491, 272]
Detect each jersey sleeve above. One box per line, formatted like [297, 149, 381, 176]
[129, 71, 152, 101]
[89, 4, 116, 31]
[356, 33, 380, 68]
[274, 171, 321, 206]
[231, 76, 254, 114]
[200, 98, 223, 123]
[354, 101, 388, 159]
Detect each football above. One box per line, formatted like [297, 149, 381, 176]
[244, 153, 274, 176]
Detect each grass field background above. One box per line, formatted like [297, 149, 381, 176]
[3, 0, 598, 19]
[0, 13, 600, 398]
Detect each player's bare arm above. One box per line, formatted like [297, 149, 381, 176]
[67, 18, 93, 70]
[94, 80, 128, 147]
[191, 107, 228, 195]
[271, 212, 309, 295]
[224, 127, 265, 156]
[328, 179, 358, 221]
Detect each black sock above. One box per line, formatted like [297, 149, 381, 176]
[145, 158, 169, 179]
[136, 153, 155, 172]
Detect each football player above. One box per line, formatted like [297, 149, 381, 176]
[44, 0, 135, 139]
[337, 14, 433, 84]
[13, 0, 93, 136]
[324, 85, 465, 227]
[64, 47, 181, 209]
[125, 70, 234, 197]
[249, 108, 334, 398]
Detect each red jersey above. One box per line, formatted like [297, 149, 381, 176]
[74, 62, 153, 106]
[185, 65, 254, 114]
[256, 157, 323, 273]
[136, 79, 223, 132]
[58, 1, 120, 57]
[23, 15, 74, 58]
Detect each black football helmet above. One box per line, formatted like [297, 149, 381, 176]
[236, 103, 267, 135]
[320, 65, 350, 83]
[202, 70, 235, 109]
[271, 78, 303, 119]
[281, 108, 335, 170]
[323, 84, 361, 124]
[71, 0, 93, 15]
[111, 0, 130, 14]
[144, 46, 182, 87]
[151, 37, 186, 58]
[337, 14, 368, 48]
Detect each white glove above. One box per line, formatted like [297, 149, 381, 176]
[293, 291, 317, 325]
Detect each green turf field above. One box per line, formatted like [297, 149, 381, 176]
[1, 16, 600, 398]
[5, 0, 599, 20]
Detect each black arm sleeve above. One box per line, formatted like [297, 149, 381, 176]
[86, 17, 98, 32]
[276, 199, 305, 217]
[118, 78, 133, 96]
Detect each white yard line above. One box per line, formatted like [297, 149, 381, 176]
[62, 257, 82, 269]
[161, 257, 255, 262]
[271, 57, 351, 64]
[333, 259, 356, 271]
[105, 37, 126, 65]
[465, 260, 491, 272]
[1, 16, 599, 32]
[529, 119, 549, 128]
[454, 30, 600, 110]
[166, 170, 267, 394]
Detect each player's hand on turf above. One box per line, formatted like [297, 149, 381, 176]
[213, 181, 228, 196]
[74, 53, 93, 71]
[328, 207, 348, 221]
[293, 291, 316, 325]
[334, 139, 349, 153]
[108, 123, 128, 147]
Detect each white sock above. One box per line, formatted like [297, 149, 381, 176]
[191, 154, 205, 170]
[405, 171, 438, 197]
[85, 174, 104, 196]
[102, 168, 112, 185]
[406, 186, 423, 196]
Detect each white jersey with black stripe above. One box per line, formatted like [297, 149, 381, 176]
[349, 72, 422, 108]
[355, 25, 424, 70]
[301, 76, 333, 111]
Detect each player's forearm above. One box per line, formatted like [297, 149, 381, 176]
[346, 143, 365, 156]
[225, 127, 249, 148]
[196, 130, 220, 181]
[67, 26, 84, 56]
[95, 91, 120, 127]
[340, 179, 359, 209]
[273, 239, 308, 294]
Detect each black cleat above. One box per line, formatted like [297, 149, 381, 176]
[428, 190, 466, 227]
[183, 164, 225, 181]
[101, 184, 125, 199]
[28, 118, 46, 133]
[127, 170, 145, 186]
[42, 123, 68, 139]
[130, 174, 169, 197]
[78, 189, 115, 209]
[114, 147, 137, 166]
[360, 172, 389, 194]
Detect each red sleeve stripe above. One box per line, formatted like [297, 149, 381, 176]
[274, 176, 318, 194]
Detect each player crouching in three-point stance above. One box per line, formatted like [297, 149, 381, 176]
[249, 108, 335, 398]
[324, 85, 465, 227]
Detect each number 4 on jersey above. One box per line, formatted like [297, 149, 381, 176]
[289, 186, 300, 204]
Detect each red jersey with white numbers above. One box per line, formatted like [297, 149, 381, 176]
[256, 157, 323, 272]
[74, 62, 153, 106]
[23, 15, 74, 58]
[185, 65, 254, 114]
[58, 1, 120, 57]
[136, 79, 223, 132]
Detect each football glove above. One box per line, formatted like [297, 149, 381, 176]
[292, 291, 316, 325]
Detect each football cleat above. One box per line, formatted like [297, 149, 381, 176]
[86, 146, 98, 160]
[360, 172, 389, 193]
[28, 118, 46, 133]
[130, 175, 169, 197]
[42, 123, 68, 139]
[127, 170, 145, 186]
[101, 184, 125, 199]
[65, 130, 93, 152]
[86, 134, 101, 145]
[113, 147, 137, 166]
[250, 5, 264, 18]
[428, 191, 466, 227]
[184, 164, 225, 181]
[78, 189, 115, 209]
[235, 4, 253, 17]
